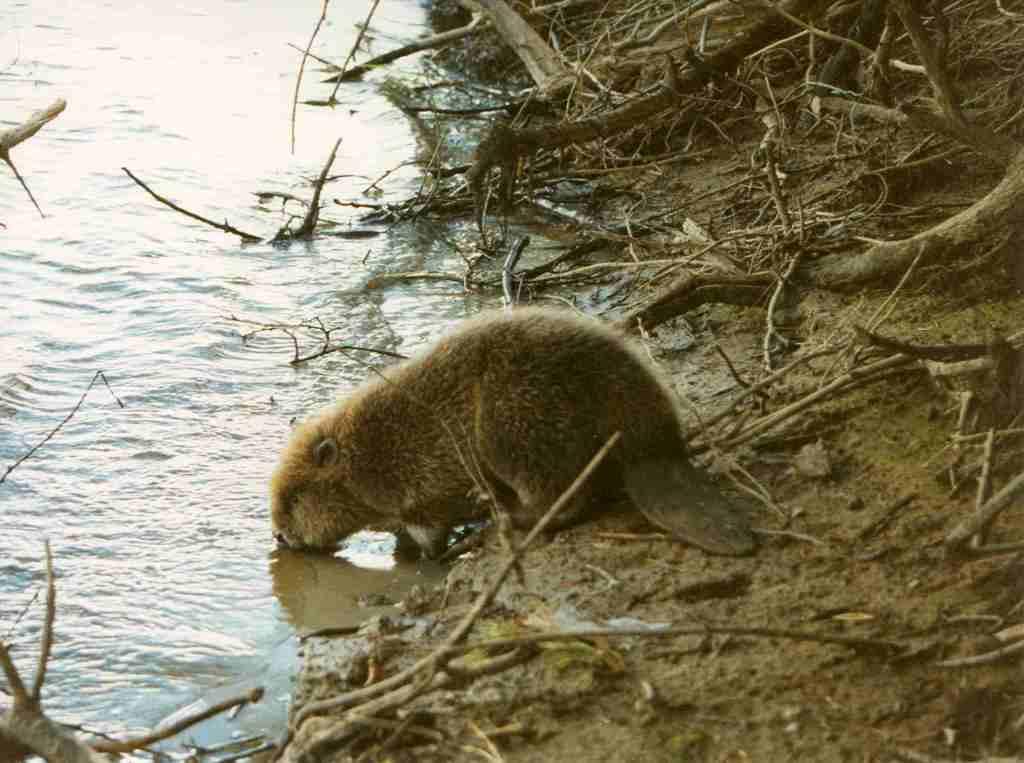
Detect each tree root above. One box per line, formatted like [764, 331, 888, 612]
[615, 274, 775, 334]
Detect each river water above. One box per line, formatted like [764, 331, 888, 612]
[0, 0, 485, 750]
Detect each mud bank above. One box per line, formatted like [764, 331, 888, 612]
[273, 0, 1024, 758]
[278, 299, 1024, 762]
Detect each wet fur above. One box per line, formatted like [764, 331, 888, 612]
[270, 307, 755, 557]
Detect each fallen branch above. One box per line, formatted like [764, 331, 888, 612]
[936, 633, 1024, 668]
[0, 99, 67, 218]
[272, 137, 342, 240]
[716, 353, 919, 449]
[122, 167, 263, 242]
[323, 14, 487, 83]
[89, 688, 264, 754]
[438, 622, 905, 659]
[945, 467, 1024, 551]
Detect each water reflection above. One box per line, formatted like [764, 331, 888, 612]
[270, 546, 447, 634]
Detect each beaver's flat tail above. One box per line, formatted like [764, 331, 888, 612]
[624, 459, 757, 556]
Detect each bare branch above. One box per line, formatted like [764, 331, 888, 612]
[0, 98, 66, 217]
[274, 137, 342, 240]
[323, 14, 486, 83]
[90, 687, 264, 754]
[327, 0, 381, 104]
[121, 167, 263, 242]
[0, 100, 66, 151]
[291, 0, 330, 152]
[1, 371, 124, 485]
[945, 468, 1024, 550]
[30, 543, 55, 703]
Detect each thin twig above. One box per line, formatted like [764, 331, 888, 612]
[713, 343, 752, 389]
[756, 0, 876, 58]
[866, 244, 927, 332]
[958, 541, 1024, 559]
[0, 548, 108, 763]
[716, 354, 917, 449]
[3, 591, 41, 648]
[286, 42, 337, 69]
[328, 0, 382, 104]
[323, 14, 486, 83]
[291, 0, 330, 153]
[225, 315, 407, 363]
[692, 345, 847, 443]
[1, 371, 124, 484]
[291, 343, 405, 366]
[753, 527, 829, 546]
[467, 720, 504, 763]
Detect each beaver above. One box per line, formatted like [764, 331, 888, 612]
[269, 306, 756, 558]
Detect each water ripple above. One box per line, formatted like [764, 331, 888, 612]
[0, 0, 483, 750]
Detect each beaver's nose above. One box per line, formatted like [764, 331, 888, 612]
[274, 533, 290, 547]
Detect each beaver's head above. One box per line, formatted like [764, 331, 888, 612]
[269, 420, 369, 551]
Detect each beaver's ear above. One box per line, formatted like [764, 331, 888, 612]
[313, 436, 339, 467]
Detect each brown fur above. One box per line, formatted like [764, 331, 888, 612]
[269, 307, 756, 557]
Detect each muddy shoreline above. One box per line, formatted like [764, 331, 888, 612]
[282, 0, 1024, 760]
[279, 302, 1024, 762]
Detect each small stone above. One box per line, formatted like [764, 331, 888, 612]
[794, 440, 832, 479]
